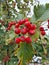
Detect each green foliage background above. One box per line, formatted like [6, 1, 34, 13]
[0, 0, 49, 65]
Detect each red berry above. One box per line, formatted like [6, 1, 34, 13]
[14, 28, 20, 34]
[20, 36, 25, 42]
[18, 20, 24, 25]
[28, 30, 35, 35]
[41, 31, 46, 36]
[15, 23, 19, 28]
[48, 19, 49, 22]
[40, 26, 44, 31]
[6, 27, 11, 30]
[48, 19, 49, 24]
[30, 24, 37, 30]
[48, 25, 49, 28]
[24, 22, 31, 28]
[12, 22, 16, 25]
[24, 18, 28, 22]
[15, 38, 21, 44]
[9, 21, 16, 26]
[26, 28, 29, 32]
[21, 27, 27, 34]
[8, 24, 12, 28]
[8, 22, 12, 27]
[25, 37, 32, 44]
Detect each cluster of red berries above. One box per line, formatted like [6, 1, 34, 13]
[15, 36, 32, 44]
[47, 20, 49, 28]
[40, 26, 46, 36]
[7, 18, 37, 44]
[6, 21, 16, 30]
[39, 19, 49, 36]
[14, 19, 36, 35]
[40, 20, 49, 36]
[14, 18, 37, 44]
[7, 19, 49, 44]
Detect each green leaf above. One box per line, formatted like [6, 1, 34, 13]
[24, 0, 29, 3]
[16, 0, 20, 3]
[38, 9, 49, 21]
[31, 4, 49, 23]
[9, 57, 18, 65]
[32, 42, 44, 56]
[16, 14, 24, 20]
[8, 0, 12, 2]
[30, 15, 36, 23]
[34, 5, 46, 19]
[16, 43, 33, 65]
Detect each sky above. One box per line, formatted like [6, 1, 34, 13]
[38, 0, 49, 4]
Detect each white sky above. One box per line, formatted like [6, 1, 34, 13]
[38, 0, 49, 4]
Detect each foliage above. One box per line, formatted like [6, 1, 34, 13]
[0, 0, 49, 65]
[16, 43, 33, 65]
[31, 3, 49, 23]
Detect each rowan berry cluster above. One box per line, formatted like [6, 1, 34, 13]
[7, 18, 37, 44]
[15, 18, 37, 44]
[40, 26, 46, 36]
[39, 20, 49, 36]
[7, 19, 49, 44]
